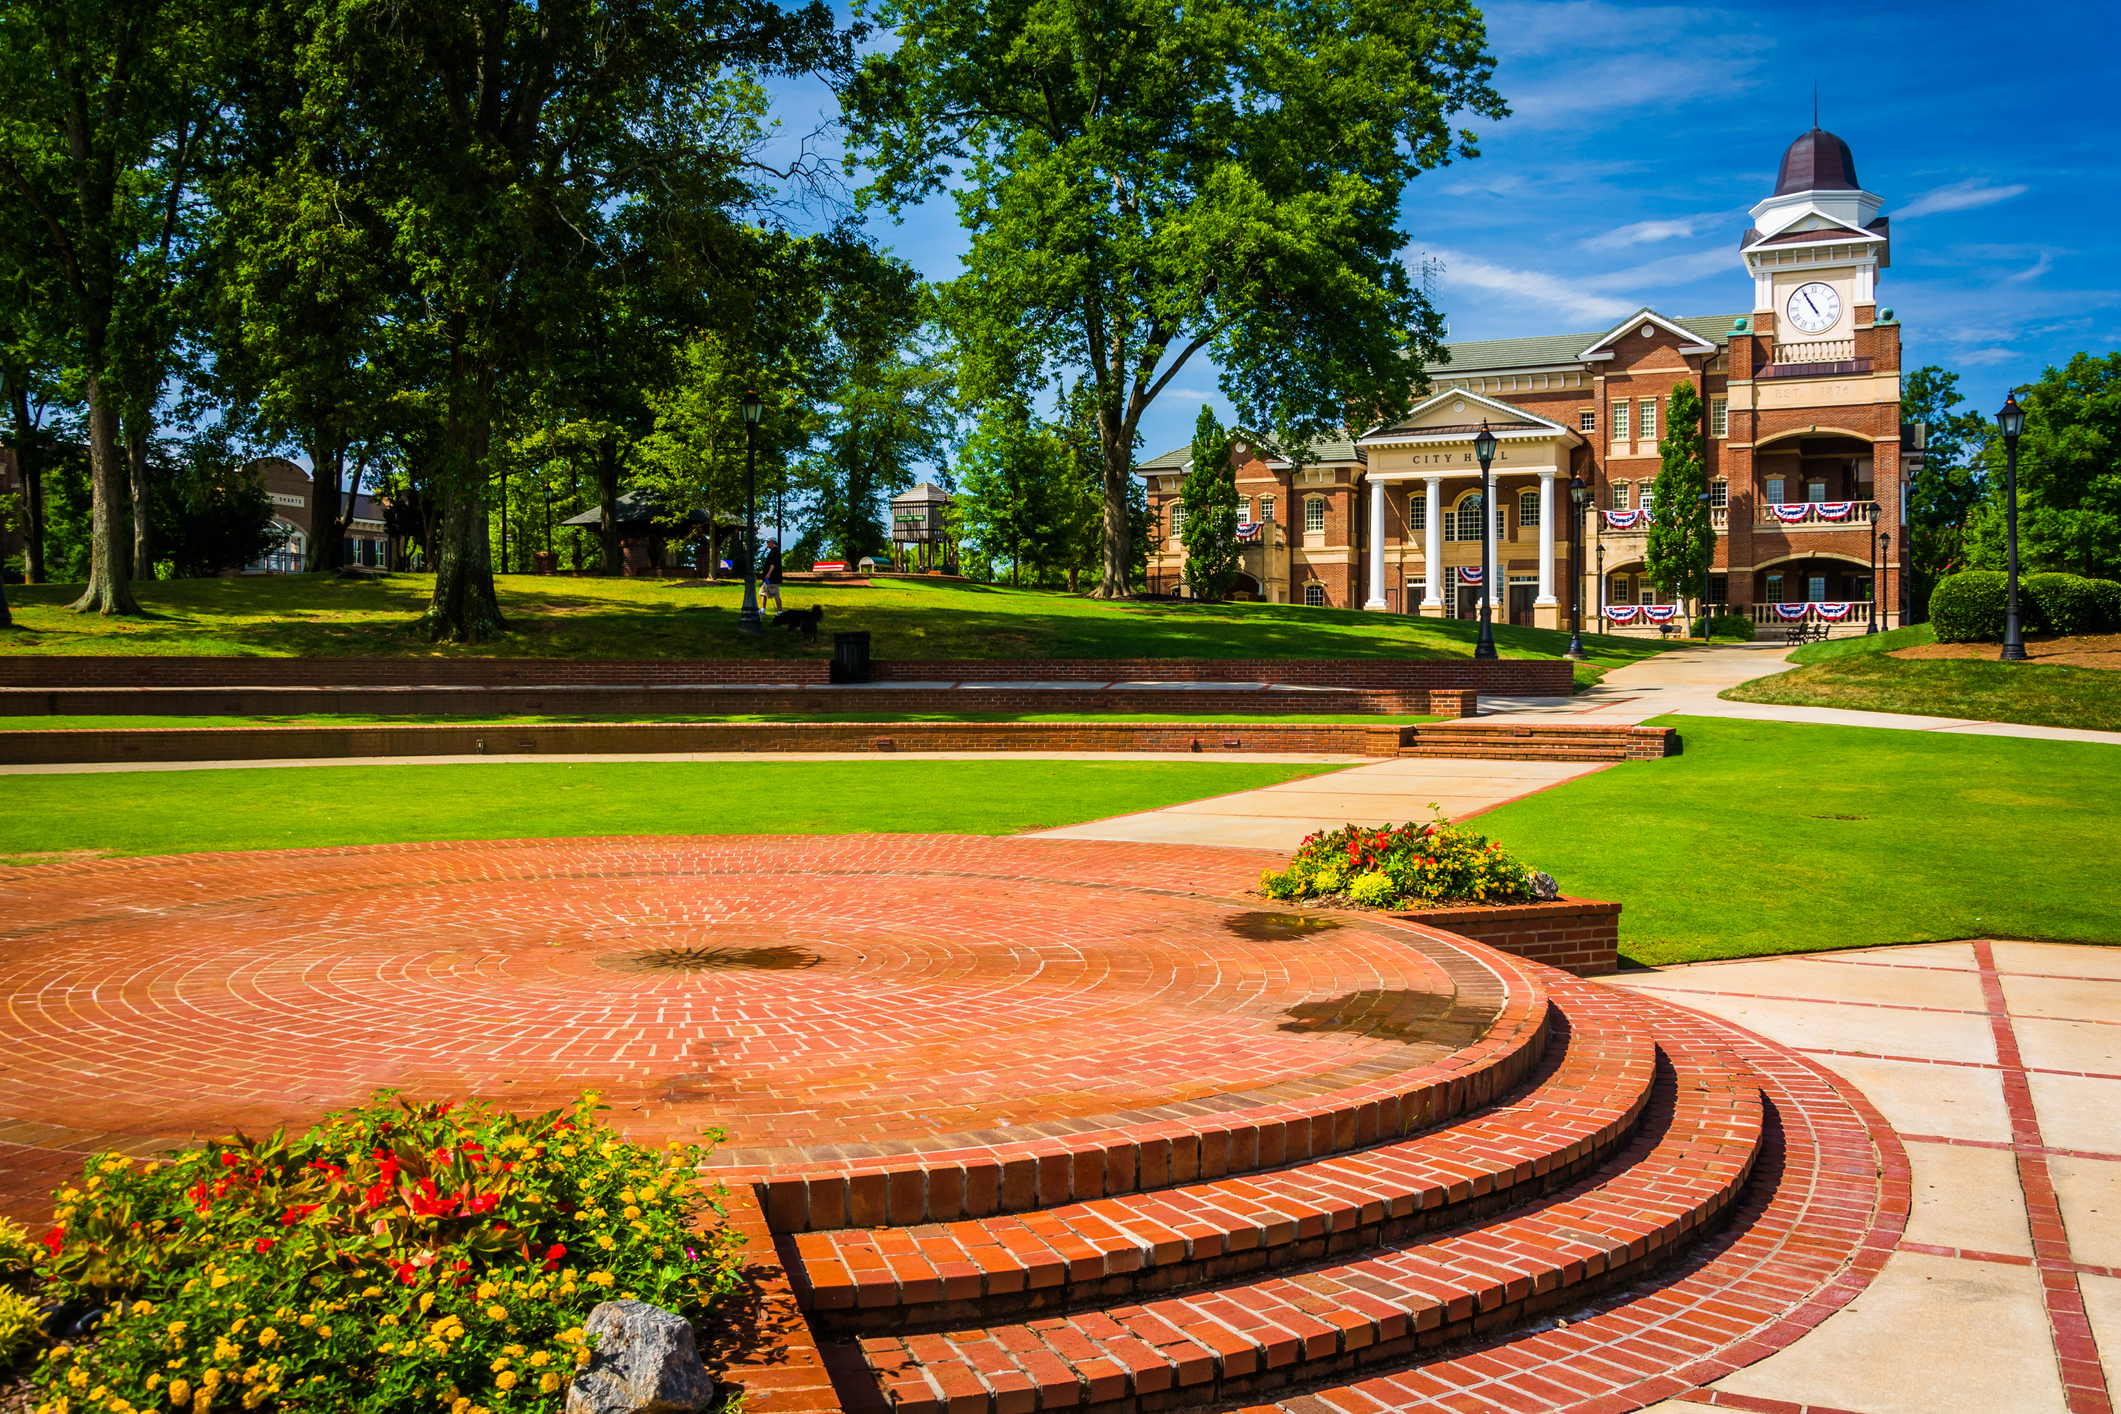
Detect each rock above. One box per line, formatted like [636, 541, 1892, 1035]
[1528, 871, 1560, 901]
[565, 1300, 715, 1414]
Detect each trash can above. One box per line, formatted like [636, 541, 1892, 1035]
[830, 630, 872, 684]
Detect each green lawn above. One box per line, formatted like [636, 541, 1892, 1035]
[1723, 627, 2121, 732]
[0, 711, 1443, 731]
[0, 574, 1657, 687]
[0, 759, 1339, 860]
[1481, 715, 2121, 967]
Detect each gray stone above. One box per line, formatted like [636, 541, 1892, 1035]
[1528, 870, 1560, 901]
[565, 1300, 715, 1414]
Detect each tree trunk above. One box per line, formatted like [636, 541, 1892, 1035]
[309, 433, 346, 572]
[596, 435, 621, 574]
[1094, 416, 1133, 598]
[128, 427, 154, 579]
[419, 354, 506, 641]
[68, 371, 141, 614]
[6, 380, 46, 583]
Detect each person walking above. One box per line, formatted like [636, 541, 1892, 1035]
[759, 538, 784, 610]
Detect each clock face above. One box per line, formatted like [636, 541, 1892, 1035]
[1785, 282, 1841, 336]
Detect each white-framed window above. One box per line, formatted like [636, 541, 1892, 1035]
[1766, 572, 1785, 601]
[1639, 584, 1658, 605]
[1766, 477, 1785, 504]
[1449, 492, 1485, 542]
[1639, 398, 1658, 442]
[1610, 401, 1630, 440]
[1237, 496, 1252, 526]
[1710, 480, 1728, 509]
[1711, 397, 1729, 438]
[1304, 497, 1326, 533]
[1169, 504, 1186, 537]
[1408, 495, 1426, 533]
[1579, 409, 1597, 433]
[1260, 495, 1275, 526]
[1609, 574, 1631, 602]
[1808, 575, 1827, 601]
[1304, 581, 1326, 606]
[1611, 481, 1631, 510]
[1807, 480, 1827, 503]
[1518, 490, 1539, 527]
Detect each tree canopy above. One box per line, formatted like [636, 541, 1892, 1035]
[1645, 379, 1711, 606]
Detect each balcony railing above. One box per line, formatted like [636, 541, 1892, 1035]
[1756, 500, 1879, 530]
[1774, 338, 1854, 363]
[1752, 602, 1891, 629]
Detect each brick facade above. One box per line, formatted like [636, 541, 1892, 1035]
[1402, 898, 1621, 977]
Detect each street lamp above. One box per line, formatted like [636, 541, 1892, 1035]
[1595, 541, 1606, 630]
[739, 388, 764, 636]
[1567, 474, 1588, 658]
[1879, 533, 1891, 631]
[1472, 420, 1498, 659]
[1696, 491, 1715, 638]
[1865, 503, 1881, 634]
[1997, 391, 2027, 661]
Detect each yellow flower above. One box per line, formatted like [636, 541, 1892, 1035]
[166, 1323, 188, 1337]
[538, 1374, 560, 1394]
[489, 1359, 511, 1373]
[575, 1349, 591, 1368]
[527, 1353, 549, 1368]
[637, 1186, 658, 1203]
[451, 1400, 472, 1414]
[618, 1189, 635, 1205]
[502, 1346, 526, 1358]
[317, 1328, 332, 1339]
[485, 1305, 508, 1322]
[193, 1387, 213, 1414]
[209, 1275, 230, 1291]
[418, 1294, 435, 1314]
[494, 1374, 517, 1392]
[476, 1283, 498, 1301]
[559, 1146, 577, 1158]
[256, 1331, 277, 1350]
[587, 1272, 614, 1288]
[132, 1301, 155, 1317]
[595, 1236, 613, 1251]
[168, 1382, 191, 1409]
[622, 1206, 640, 1220]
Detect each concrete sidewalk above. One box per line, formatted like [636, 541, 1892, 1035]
[1619, 939, 2121, 1414]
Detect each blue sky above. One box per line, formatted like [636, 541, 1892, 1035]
[769, 0, 2117, 464]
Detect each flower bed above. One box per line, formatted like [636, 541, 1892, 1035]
[11, 1092, 743, 1414]
[1259, 814, 1550, 911]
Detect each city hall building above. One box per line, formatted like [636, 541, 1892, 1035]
[1138, 125, 1915, 633]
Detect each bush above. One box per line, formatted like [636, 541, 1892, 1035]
[2091, 579, 2121, 633]
[1930, 571, 2009, 642]
[1687, 614, 1756, 641]
[25, 1092, 743, 1414]
[1259, 812, 1539, 909]
[2024, 573, 2108, 636]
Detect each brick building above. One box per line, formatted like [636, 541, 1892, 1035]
[1139, 125, 1913, 633]
[246, 457, 395, 573]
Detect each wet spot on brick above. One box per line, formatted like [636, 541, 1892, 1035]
[597, 945, 823, 974]
[1278, 988, 1497, 1044]
[1222, 911, 1343, 941]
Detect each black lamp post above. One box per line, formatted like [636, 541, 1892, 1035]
[1595, 541, 1605, 628]
[1473, 420, 1498, 659]
[1697, 490, 1714, 639]
[1879, 533, 1891, 630]
[1865, 503, 1881, 634]
[1567, 474, 1588, 658]
[739, 388, 764, 635]
[1997, 391, 2026, 661]
[498, 465, 509, 576]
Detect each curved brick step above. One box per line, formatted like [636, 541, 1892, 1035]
[853, 1023, 1762, 1414]
[737, 954, 1553, 1233]
[795, 987, 1656, 1332]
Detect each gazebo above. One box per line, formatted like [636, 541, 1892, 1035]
[561, 491, 730, 577]
[889, 482, 954, 572]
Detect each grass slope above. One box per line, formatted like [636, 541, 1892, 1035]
[1480, 715, 2121, 967]
[0, 759, 1337, 859]
[1723, 649, 2121, 733]
[1785, 621, 1937, 663]
[0, 711, 1443, 731]
[0, 574, 1656, 686]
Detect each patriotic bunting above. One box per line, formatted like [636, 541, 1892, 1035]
[1642, 605, 1677, 623]
[1457, 566, 1484, 584]
[1604, 605, 1641, 624]
[1602, 509, 1654, 530]
[1816, 502, 1855, 521]
[1816, 602, 1853, 620]
[1769, 503, 1812, 523]
[1773, 603, 1809, 620]
[1235, 523, 1261, 542]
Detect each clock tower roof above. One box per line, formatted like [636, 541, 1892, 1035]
[1772, 127, 1861, 196]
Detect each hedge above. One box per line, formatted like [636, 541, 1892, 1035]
[1930, 571, 2010, 642]
[1931, 570, 2121, 641]
[1688, 614, 1757, 641]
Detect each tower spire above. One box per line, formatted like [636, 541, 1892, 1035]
[1813, 82, 1818, 129]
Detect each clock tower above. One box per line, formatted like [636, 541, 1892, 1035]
[1739, 127, 1889, 355]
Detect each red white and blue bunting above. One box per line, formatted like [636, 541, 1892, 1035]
[1769, 503, 1812, 523]
[1604, 605, 1641, 623]
[1643, 605, 1677, 623]
[1816, 601, 1854, 620]
[1457, 566, 1484, 584]
[1602, 509, 1653, 530]
[1235, 523, 1261, 542]
[1773, 603, 1810, 620]
[1815, 502, 1855, 521]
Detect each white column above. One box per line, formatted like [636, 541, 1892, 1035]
[1535, 471, 1558, 606]
[1485, 478, 1502, 609]
[1423, 476, 1443, 607]
[1364, 477, 1388, 610]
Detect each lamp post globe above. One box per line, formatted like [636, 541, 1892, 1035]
[738, 389, 765, 636]
[1566, 474, 1588, 659]
[1997, 391, 2027, 661]
[1472, 421, 1499, 660]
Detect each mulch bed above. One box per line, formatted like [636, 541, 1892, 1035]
[1893, 633, 2121, 671]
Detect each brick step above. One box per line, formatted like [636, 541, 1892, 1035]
[851, 1023, 1762, 1414]
[1397, 745, 1628, 761]
[1397, 722, 1678, 762]
[795, 989, 1655, 1332]
[729, 954, 1554, 1234]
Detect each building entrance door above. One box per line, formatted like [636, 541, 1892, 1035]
[1508, 584, 1536, 626]
[1456, 584, 1484, 619]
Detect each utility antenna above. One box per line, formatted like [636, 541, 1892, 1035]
[1813, 82, 1818, 129]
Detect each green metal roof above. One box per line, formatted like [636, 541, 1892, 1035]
[1135, 429, 1362, 474]
[1423, 313, 1743, 374]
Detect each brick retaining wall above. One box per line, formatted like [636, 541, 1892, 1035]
[0, 719, 1410, 766]
[1404, 898, 1621, 977]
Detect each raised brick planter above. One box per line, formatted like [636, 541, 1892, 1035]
[1427, 687, 1478, 717]
[1401, 896, 1621, 976]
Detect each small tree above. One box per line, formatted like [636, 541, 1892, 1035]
[1646, 380, 1712, 612]
[1180, 406, 1241, 600]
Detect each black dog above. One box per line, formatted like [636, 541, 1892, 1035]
[772, 604, 824, 642]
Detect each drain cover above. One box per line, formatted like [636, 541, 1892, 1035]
[596, 945, 822, 974]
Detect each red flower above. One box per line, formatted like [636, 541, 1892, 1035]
[253, 1237, 274, 1254]
[466, 1193, 498, 1216]
[362, 1181, 395, 1211]
[394, 1261, 418, 1286]
[221, 1153, 241, 1168]
[541, 1243, 567, 1272]
[408, 1178, 460, 1219]
[280, 1204, 320, 1226]
[40, 1227, 63, 1257]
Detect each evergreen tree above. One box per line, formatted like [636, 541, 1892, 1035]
[1900, 365, 1995, 612]
[1645, 380, 1712, 611]
[1179, 406, 1241, 600]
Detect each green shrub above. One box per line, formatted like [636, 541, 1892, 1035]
[27, 1092, 743, 1414]
[1687, 614, 1756, 641]
[2091, 579, 2121, 633]
[1258, 812, 1539, 909]
[0, 1215, 34, 1274]
[1930, 571, 2009, 642]
[2023, 573, 2111, 636]
[3, 1286, 41, 1369]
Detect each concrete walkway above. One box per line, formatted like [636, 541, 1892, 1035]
[1486, 639, 2121, 746]
[1618, 939, 2121, 1414]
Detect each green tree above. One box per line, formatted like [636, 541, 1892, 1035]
[1963, 352, 2121, 581]
[151, 421, 283, 577]
[0, 0, 220, 614]
[1645, 379, 1711, 610]
[1179, 405, 1240, 600]
[1900, 364, 1994, 612]
[846, 0, 1504, 598]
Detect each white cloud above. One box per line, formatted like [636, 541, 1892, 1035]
[1893, 180, 2029, 221]
[1582, 213, 1726, 251]
[2004, 253, 2053, 283]
[1425, 252, 1639, 324]
[1951, 347, 2022, 367]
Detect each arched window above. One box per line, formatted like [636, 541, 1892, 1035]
[1304, 581, 1326, 606]
[1169, 504, 1186, 538]
[1449, 493, 1486, 542]
[1304, 497, 1326, 533]
[1518, 490, 1540, 527]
